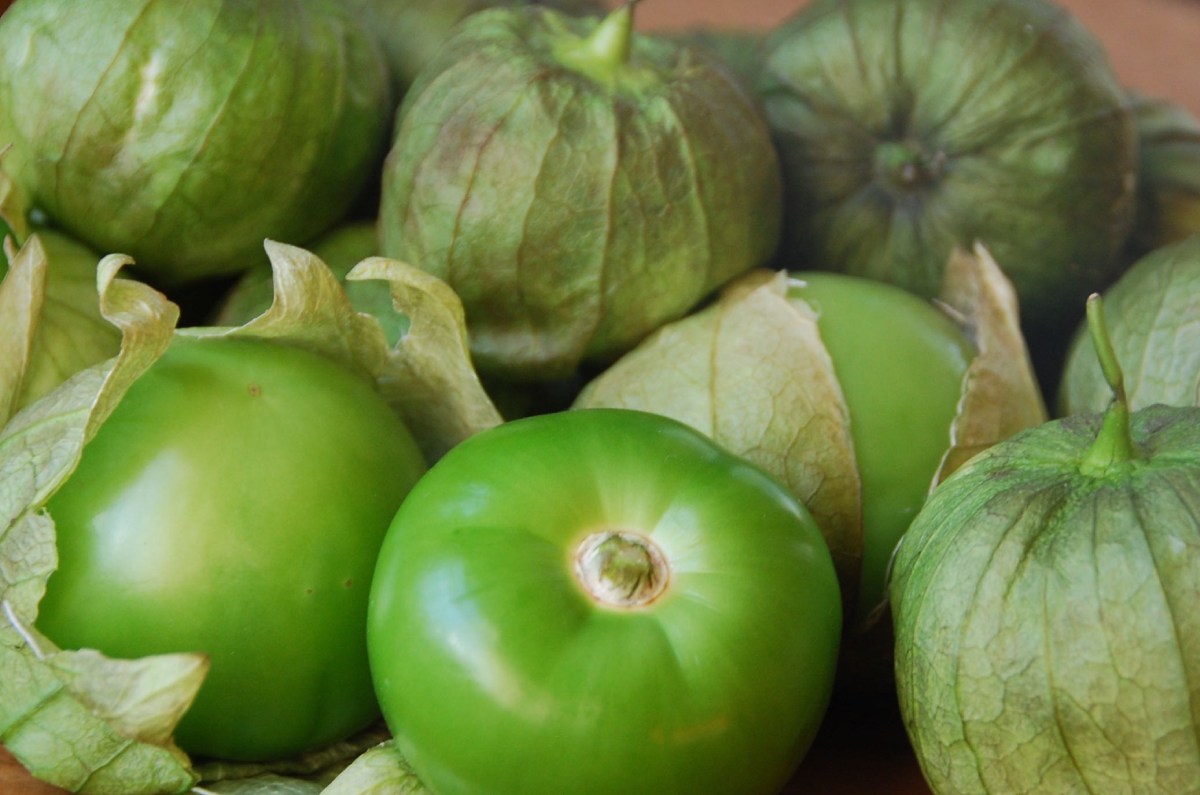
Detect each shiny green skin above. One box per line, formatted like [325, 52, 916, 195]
[891, 406, 1200, 793]
[0, 0, 391, 284]
[789, 273, 972, 621]
[379, 7, 783, 380]
[1058, 235, 1200, 415]
[38, 336, 427, 762]
[368, 409, 842, 795]
[758, 0, 1137, 337]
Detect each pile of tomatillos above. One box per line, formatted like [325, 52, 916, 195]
[0, 0, 1198, 794]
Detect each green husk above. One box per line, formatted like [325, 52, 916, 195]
[0, 239, 500, 793]
[1058, 234, 1200, 415]
[892, 293, 1200, 793]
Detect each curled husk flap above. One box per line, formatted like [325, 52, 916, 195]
[1126, 92, 1200, 258]
[756, 0, 1137, 338]
[576, 249, 1045, 628]
[0, 0, 392, 283]
[1, 254, 200, 794]
[576, 269, 862, 602]
[379, 3, 783, 380]
[934, 243, 1048, 481]
[1059, 234, 1200, 415]
[1, 233, 123, 417]
[0, 156, 119, 418]
[196, 241, 502, 462]
[0, 240, 499, 792]
[323, 740, 431, 795]
[890, 405, 1200, 794]
[214, 222, 411, 347]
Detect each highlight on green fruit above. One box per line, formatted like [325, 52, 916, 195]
[891, 291, 1200, 794]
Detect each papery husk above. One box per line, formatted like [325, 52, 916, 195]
[576, 269, 863, 608]
[891, 404, 1200, 794]
[1058, 234, 1200, 415]
[579, 245, 1046, 694]
[0, 239, 500, 793]
[380, 3, 782, 380]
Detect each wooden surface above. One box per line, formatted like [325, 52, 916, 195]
[1, 0, 1196, 792]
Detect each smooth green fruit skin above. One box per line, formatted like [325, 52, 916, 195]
[1058, 235, 1200, 415]
[758, 0, 1137, 339]
[790, 272, 972, 621]
[891, 407, 1200, 794]
[38, 336, 427, 762]
[368, 409, 842, 795]
[0, 0, 391, 284]
[379, 6, 783, 380]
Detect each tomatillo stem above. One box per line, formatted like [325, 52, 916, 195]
[1080, 293, 1141, 476]
[874, 140, 945, 192]
[555, 1, 639, 87]
[575, 529, 668, 609]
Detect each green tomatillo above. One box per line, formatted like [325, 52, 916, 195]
[576, 252, 1046, 636]
[36, 334, 428, 762]
[0, 0, 392, 284]
[378, 2, 783, 381]
[891, 294, 1200, 793]
[0, 239, 500, 792]
[756, 0, 1137, 347]
[367, 408, 842, 795]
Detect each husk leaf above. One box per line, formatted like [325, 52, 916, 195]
[575, 269, 862, 603]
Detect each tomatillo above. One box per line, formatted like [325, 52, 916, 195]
[367, 408, 842, 795]
[37, 335, 427, 762]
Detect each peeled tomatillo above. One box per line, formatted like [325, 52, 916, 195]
[891, 295, 1200, 793]
[576, 270, 975, 627]
[367, 408, 842, 795]
[37, 335, 427, 762]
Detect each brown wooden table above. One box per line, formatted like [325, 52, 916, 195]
[0, 0, 1194, 792]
